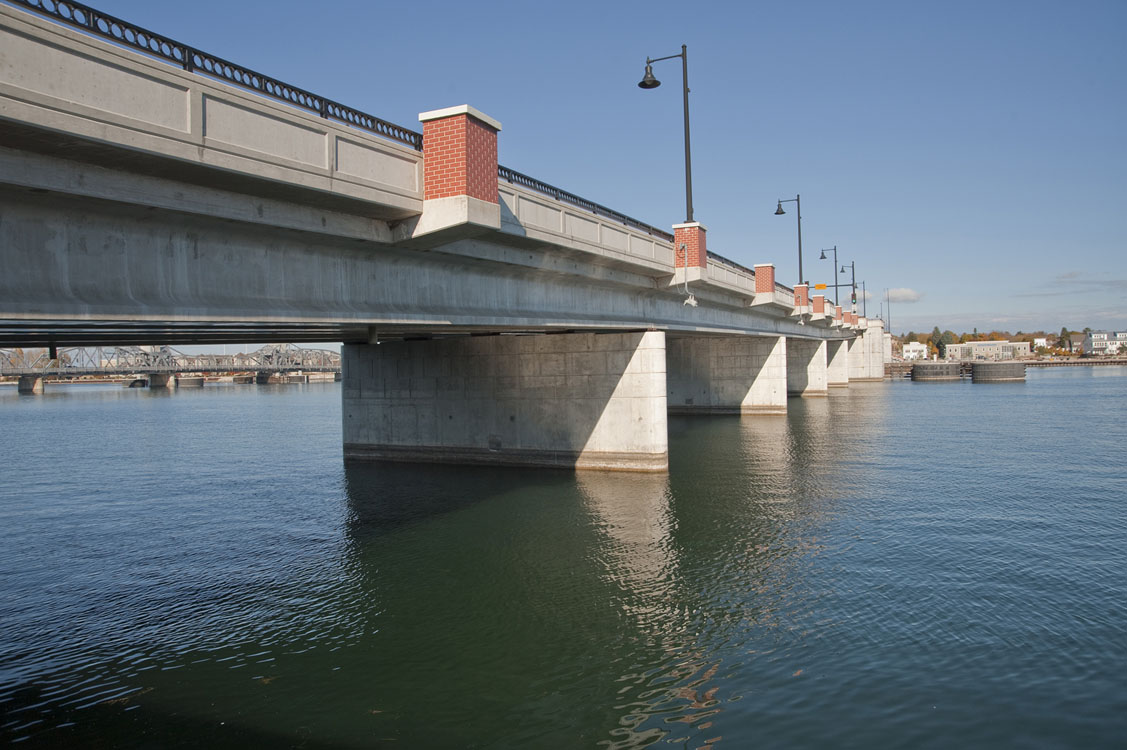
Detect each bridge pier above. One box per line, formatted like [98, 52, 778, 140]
[666, 335, 787, 415]
[786, 338, 828, 397]
[17, 375, 44, 394]
[342, 331, 668, 472]
[827, 339, 849, 387]
[148, 373, 174, 388]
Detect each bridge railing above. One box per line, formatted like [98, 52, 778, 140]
[7, 0, 422, 150]
[498, 166, 675, 242]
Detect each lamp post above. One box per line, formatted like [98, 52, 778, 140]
[774, 195, 803, 284]
[860, 280, 867, 317]
[818, 245, 840, 306]
[885, 288, 892, 334]
[841, 260, 856, 312]
[638, 45, 694, 224]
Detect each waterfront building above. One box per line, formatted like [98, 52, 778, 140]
[943, 340, 1031, 361]
[902, 342, 929, 360]
[1033, 337, 1048, 350]
[1083, 331, 1127, 356]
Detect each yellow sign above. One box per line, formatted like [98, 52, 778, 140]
[814, 283, 827, 290]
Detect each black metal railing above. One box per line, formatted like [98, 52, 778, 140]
[8, 0, 423, 149]
[498, 166, 675, 242]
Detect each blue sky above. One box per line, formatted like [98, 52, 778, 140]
[77, 0, 1127, 335]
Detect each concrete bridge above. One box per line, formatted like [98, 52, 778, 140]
[0, 0, 884, 471]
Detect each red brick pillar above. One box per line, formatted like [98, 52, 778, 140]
[672, 222, 707, 269]
[419, 105, 501, 203]
[834, 305, 843, 322]
[795, 283, 809, 307]
[754, 264, 776, 294]
[812, 294, 826, 314]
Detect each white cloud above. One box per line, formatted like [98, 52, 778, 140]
[887, 288, 923, 303]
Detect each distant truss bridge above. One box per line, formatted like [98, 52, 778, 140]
[0, 344, 341, 377]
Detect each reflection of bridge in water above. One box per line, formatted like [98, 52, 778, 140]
[1, 343, 341, 392]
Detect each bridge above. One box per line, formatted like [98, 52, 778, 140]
[0, 0, 885, 471]
[1, 343, 341, 391]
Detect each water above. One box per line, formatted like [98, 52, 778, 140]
[1, 369, 1125, 748]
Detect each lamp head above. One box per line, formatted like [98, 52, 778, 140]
[819, 249, 827, 260]
[774, 201, 786, 216]
[841, 265, 848, 273]
[638, 63, 661, 89]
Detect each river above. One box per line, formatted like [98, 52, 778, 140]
[1, 367, 1125, 747]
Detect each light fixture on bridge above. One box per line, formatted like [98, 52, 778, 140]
[638, 64, 660, 89]
[774, 194, 803, 285]
[841, 260, 857, 312]
[637, 45, 694, 223]
[819, 245, 840, 306]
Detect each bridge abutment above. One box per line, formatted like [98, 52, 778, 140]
[847, 318, 885, 382]
[342, 331, 668, 472]
[827, 339, 849, 387]
[666, 335, 787, 415]
[786, 338, 828, 396]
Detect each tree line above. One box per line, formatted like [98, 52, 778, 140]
[897, 327, 1089, 357]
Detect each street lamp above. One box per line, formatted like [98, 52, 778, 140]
[638, 44, 694, 224]
[774, 195, 803, 285]
[841, 260, 856, 312]
[818, 245, 840, 306]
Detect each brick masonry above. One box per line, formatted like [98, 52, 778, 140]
[422, 113, 498, 203]
[754, 264, 775, 294]
[673, 223, 707, 269]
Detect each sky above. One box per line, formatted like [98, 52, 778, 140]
[56, 0, 1127, 336]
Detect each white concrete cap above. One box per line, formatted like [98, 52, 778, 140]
[672, 221, 708, 231]
[418, 105, 502, 131]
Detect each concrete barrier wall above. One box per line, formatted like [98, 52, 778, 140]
[498, 182, 675, 272]
[0, 5, 423, 218]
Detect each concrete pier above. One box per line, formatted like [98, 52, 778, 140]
[826, 339, 849, 387]
[786, 338, 828, 397]
[848, 319, 886, 382]
[17, 375, 43, 394]
[342, 331, 668, 472]
[148, 373, 173, 388]
[666, 335, 787, 415]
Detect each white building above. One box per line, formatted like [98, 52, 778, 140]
[902, 341, 929, 360]
[1033, 337, 1048, 350]
[1083, 331, 1127, 356]
[943, 340, 1031, 361]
